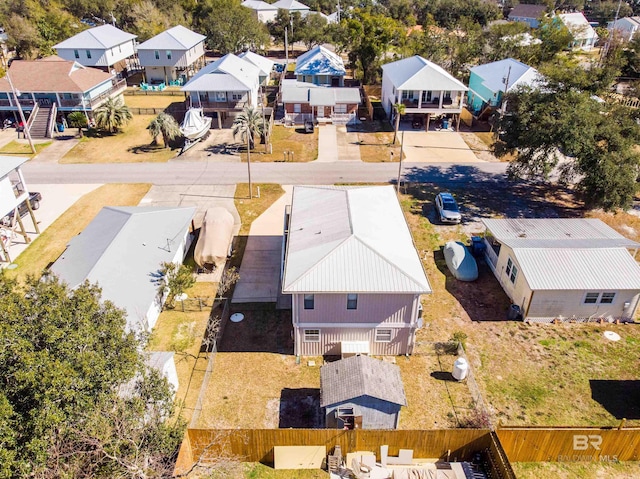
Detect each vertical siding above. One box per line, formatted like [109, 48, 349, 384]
[296, 326, 410, 356]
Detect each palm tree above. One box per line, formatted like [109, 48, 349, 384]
[148, 112, 181, 148]
[93, 97, 132, 134]
[392, 102, 406, 145]
[232, 107, 265, 200]
[67, 111, 87, 138]
[232, 107, 264, 150]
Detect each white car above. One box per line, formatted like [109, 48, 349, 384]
[435, 192, 461, 224]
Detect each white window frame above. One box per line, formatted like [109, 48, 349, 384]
[505, 257, 518, 284]
[155, 50, 160, 60]
[304, 294, 314, 310]
[304, 329, 320, 342]
[166, 50, 172, 60]
[293, 103, 301, 113]
[334, 104, 347, 114]
[375, 329, 392, 343]
[347, 293, 358, 310]
[85, 50, 92, 59]
[74, 49, 79, 59]
[215, 91, 227, 102]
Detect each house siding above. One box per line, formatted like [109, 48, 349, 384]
[325, 396, 401, 429]
[527, 290, 640, 321]
[492, 244, 533, 313]
[467, 71, 501, 113]
[56, 40, 136, 68]
[138, 41, 205, 69]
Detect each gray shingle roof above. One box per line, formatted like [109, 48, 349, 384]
[508, 4, 547, 19]
[320, 355, 407, 407]
[282, 186, 431, 293]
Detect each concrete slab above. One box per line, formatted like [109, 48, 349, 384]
[139, 184, 240, 235]
[401, 130, 482, 163]
[316, 125, 339, 162]
[336, 126, 362, 161]
[31, 136, 80, 163]
[175, 123, 242, 163]
[232, 185, 293, 303]
[1, 183, 102, 266]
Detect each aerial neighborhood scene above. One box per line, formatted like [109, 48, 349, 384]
[4, 0, 640, 477]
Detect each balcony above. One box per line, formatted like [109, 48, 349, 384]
[199, 100, 249, 111]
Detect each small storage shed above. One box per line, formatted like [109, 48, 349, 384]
[320, 355, 407, 430]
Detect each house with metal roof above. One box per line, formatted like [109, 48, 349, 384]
[294, 45, 345, 86]
[320, 355, 407, 429]
[0, 56, 126, 137]
[181, 53, 261, 123]
[467, 58, 542, 115]
[50, 206, 196, 333]
[558, 12, 598, 49]
[609, 16, 640, 42]
[508, 4, 547, 28]
[272, 0, 311, 16]
[241, 0, 279, 23]
[238, 50, 275, 85]
[280, 79, 360, 125]
[381, 55, 467, 131]
[54, 24, 138, 75]
[282, 185, 431, 357]
[137, 25, 206, 84]
[482, 218, 640, 323]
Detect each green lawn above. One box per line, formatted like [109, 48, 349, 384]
[0, 140, 51, 156]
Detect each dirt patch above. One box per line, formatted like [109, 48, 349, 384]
[458, 132, 500, 162]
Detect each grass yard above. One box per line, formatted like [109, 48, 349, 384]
[4, 184, 150, 282]
[235, 183, 286, 235]
[243, 463, 328, 478]
[61, 115, 179, 163]
[358, 130, 403, 163]
[0, 140, 51, 156]
[123, 93, 186, 109]
[240, 125, 318, 162]
[148, 282, 218, 425]
[399, 183, 640, 428]
[512, 461, 640, 479]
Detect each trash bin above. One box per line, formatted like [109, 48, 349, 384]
[452, 357, 469, 381]
[442, 118, 449, 129]
[56, 123, 64, 132]
[507, 304, 522, 320]
[470, 236, 486, 257]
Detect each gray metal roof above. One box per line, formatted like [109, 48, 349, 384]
[0, 156, 27, 178]
[137, 25, 205, 51]
[238, 51, 275, 77]
[54, 24, 137, 50]
[282, 186, 431, 293]
[50, 206, 196, 332]
[182, 53, 259, 92]
[272, 0, 310, 10]
[382, 55, 467, 92]
[320, 355, 407, 407]
[295, 46, 345, 77]
[309, 87, 360, 106]
[470, 58, 542, 95]
[482, 218, 640, 249]
[514, 248, 640, 290]
[241, 0, 277, 10]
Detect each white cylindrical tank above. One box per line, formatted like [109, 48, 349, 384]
[452, 357, 469, 381]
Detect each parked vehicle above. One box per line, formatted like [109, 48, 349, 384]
[304, 119, 314, 133]
[435, 192, 461, 224]
[1, 192, 42, 226]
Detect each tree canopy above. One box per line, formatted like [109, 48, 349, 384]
[0, 275, 184, 477]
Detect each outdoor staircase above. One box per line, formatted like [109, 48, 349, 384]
[28, 105, 52, 139]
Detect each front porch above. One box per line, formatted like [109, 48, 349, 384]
[397, 88, 465, 113]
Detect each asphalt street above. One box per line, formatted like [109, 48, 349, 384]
[22, 160, 509, 185]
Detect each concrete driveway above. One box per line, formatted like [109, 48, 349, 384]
[232, 185, 293, 304]
[401, 130, 482, 163]
[1, 183, 101, 265]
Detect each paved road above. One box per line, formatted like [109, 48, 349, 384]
[22, 160, 509, 185]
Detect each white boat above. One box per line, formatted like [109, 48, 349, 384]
[180, 108, 212, 140]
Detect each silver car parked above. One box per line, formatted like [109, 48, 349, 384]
[435, 192, 461, 224]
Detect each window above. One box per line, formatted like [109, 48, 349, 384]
[584, 292, 599, 304]
[505, 258, 518, 284]
[335, 104, 347, 114]
[347, 294, 358, 310]
[155, 50, 160, 60]
[86, 50, 92, 59]
[304, 294, 314, 310]
[74, 49, 79, 59]
[293, 104, 301, 113]
[304, 329, 320, 342]
[601, 292, 616, 304]
[232, 93, 243, 101]
[214, 91, 227, 102]
[401, 90, 414, 100]
[375, 329, 392, 342]
[166, 50, 172, 60]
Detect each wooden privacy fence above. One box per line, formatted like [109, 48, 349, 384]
[497, 426, 640, 462]
[174, 428, 516, 477]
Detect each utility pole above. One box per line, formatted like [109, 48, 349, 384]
[396, 131, 404, 193]
[247, 129, 252, 200]
[337, 0, 341, 22]
[285, 26, 289, 65]
[501, 65, 512, 115]
[6, 70, 36, 154]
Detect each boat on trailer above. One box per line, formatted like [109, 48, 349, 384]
[180, 108, 212, 140]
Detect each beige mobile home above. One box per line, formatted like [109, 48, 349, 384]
[281, 185, 432, 357]
[482, 218, 640, 322]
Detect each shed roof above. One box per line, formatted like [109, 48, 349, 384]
[295, 46, 345, 76]
[54, 24, 136, 50]
[282, 186, 431, 293]
[470, 58, 542, 95]
[321, 355, 407, 407]
[50, 206, 195, 332]
[508, 4, 547, 19]
[182, 53, 260, 92]
[137, 25, 205, 51]
[0, 57, 114, 93]
[272, 0, 310, 10]
[382, 55, 467, 92]
[0, 156, 28, 178]
[238, 50, 275, 76]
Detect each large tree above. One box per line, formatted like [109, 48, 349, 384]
[0, 274, 184, 477]
[496, 85, 640, 210]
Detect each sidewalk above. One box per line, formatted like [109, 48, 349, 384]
[232, 185, 293, 303]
